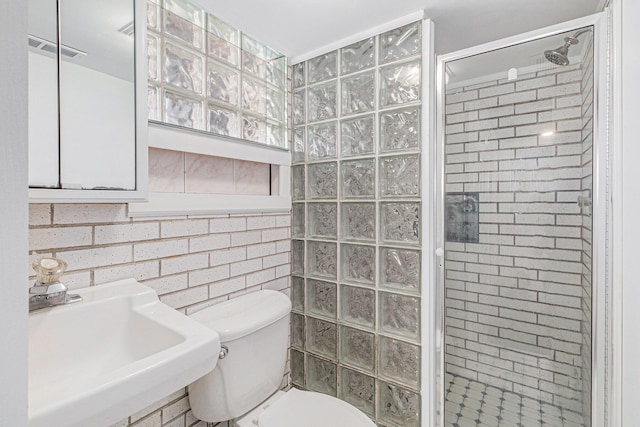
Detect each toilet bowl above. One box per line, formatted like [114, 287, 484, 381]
[234, 388, 374, 427]
[187, 290, 375, 427]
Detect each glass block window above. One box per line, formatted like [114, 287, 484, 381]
[290, 21, 423, 426]
[146, 0, 288, 148]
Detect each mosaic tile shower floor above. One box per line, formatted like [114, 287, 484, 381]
[444, 373, 585, 427]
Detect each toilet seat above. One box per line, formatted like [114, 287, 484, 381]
[258, 388, 375, 427]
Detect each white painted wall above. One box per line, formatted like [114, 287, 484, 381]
[619, 0, 640, 424]
[0, 1, 29, 425]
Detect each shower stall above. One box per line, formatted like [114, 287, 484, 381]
[436, 13, 608, 427]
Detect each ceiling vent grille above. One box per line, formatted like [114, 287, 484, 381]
[118, 21, 135, 37]
[28, 34, 87, 58]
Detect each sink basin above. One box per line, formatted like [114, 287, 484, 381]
[29, 278, 220, 427]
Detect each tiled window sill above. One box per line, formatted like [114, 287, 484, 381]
[128, 122, 291, 217]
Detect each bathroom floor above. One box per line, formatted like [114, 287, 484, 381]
[444, 373, 585, 427]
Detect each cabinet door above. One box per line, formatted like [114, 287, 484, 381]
[28, 0, 60, 188]
[58, 0, 136, 190]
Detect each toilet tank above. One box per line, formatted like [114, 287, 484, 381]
[187, 290, 291, 423]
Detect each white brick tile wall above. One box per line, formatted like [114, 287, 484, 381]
[515, 146, 556, 158]
[161, 220, 208, 238]
[247, 215, 277, 230]
[515, 99, 555, 114]
[498, 90, 536, 106]
[263, 252, 289, 269]
[28, 203, 291, 426]
[246, 268, 276, 287]
[556, 94, 582, 108]
[189, 265, 230, 287]
[464, 97, 498, 111]
[230, 258, 263, 276]
[446, 90, 479, 104]
[448, 111, 479, 124]
[447, 131, 479, 144]
[556, 69, 582, 84]
[208, 217, 247, 232]
[189, 233, 231, 252]
[29, 204, 52, 225]
[538, 106, 582, 122]
[515, 75, 556, 91]
[499, 113, 537, 127]
[446, 145, 465, 156]
[466, 118, 500, 132]
[246, 242, 277, 259]
[210, 247, 247, 266]
[465, 140, 500, 152]
[479, 105, 514, 119]
[96, 260, 160, 284]
[479, 127, 515, 140]
[208, 276, 246, 298]
[161, 253, 209, 275]
[538, 82, 580, 99]
[515, 122, 556, 137]
[499, 135, 539, 149]
[95, 222, 160, 245]
[160, 285, 209, 309]
[54, 204, 129, 224]
[446, 103, 464, 114]
[29, 226, 92, 251]
[445, 62, 592, 407]
[479, 83, 514, 98]
[59, 245, 133, 271]
[262, 227, 290, 242]
[230, 230, 262, 246]
[59, 271, 92, 291]
[144, 273, 189, 295]
[134, 239, 190, 262]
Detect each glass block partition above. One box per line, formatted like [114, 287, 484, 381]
[146, 0, 287, 148]
[290, 21, 423, 427]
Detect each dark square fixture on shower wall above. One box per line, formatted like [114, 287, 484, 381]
[445, 192, 479, 243]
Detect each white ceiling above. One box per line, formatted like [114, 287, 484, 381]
[193, 0, 601, 58]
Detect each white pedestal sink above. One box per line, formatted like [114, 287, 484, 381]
[28, 278, 220, 427]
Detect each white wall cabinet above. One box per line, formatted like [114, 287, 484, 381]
[28, 0, 147, 202]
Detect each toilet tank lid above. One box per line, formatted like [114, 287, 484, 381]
[190, 290, 291, 342]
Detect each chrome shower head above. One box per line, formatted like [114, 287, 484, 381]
[544, 43, 571, 66]
[544, 36, 579, 66]
[544, 28, 591, 66]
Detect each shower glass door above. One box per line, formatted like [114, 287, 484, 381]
[439, 22, 599, 427]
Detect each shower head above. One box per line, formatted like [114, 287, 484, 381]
[543, 28, 592, 66]
[544, 44, 571, 66]
[544, 36, 579, 66]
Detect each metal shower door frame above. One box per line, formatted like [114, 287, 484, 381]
[432, 11, 609, 427]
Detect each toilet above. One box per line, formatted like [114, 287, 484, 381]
[187, 290, 375, 427]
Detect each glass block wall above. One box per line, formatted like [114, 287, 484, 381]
[146, 0, 287, 147]
[290, 21, 423, 427]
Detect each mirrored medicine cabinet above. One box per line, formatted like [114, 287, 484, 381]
[28, 0, 147, 202]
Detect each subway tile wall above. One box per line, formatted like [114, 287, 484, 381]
[28, 203, 291, 427]
[290, 22, 423, 427]
[443, 49, 594, 416]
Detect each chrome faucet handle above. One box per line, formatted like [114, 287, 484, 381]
[29, 281, 67, 295]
